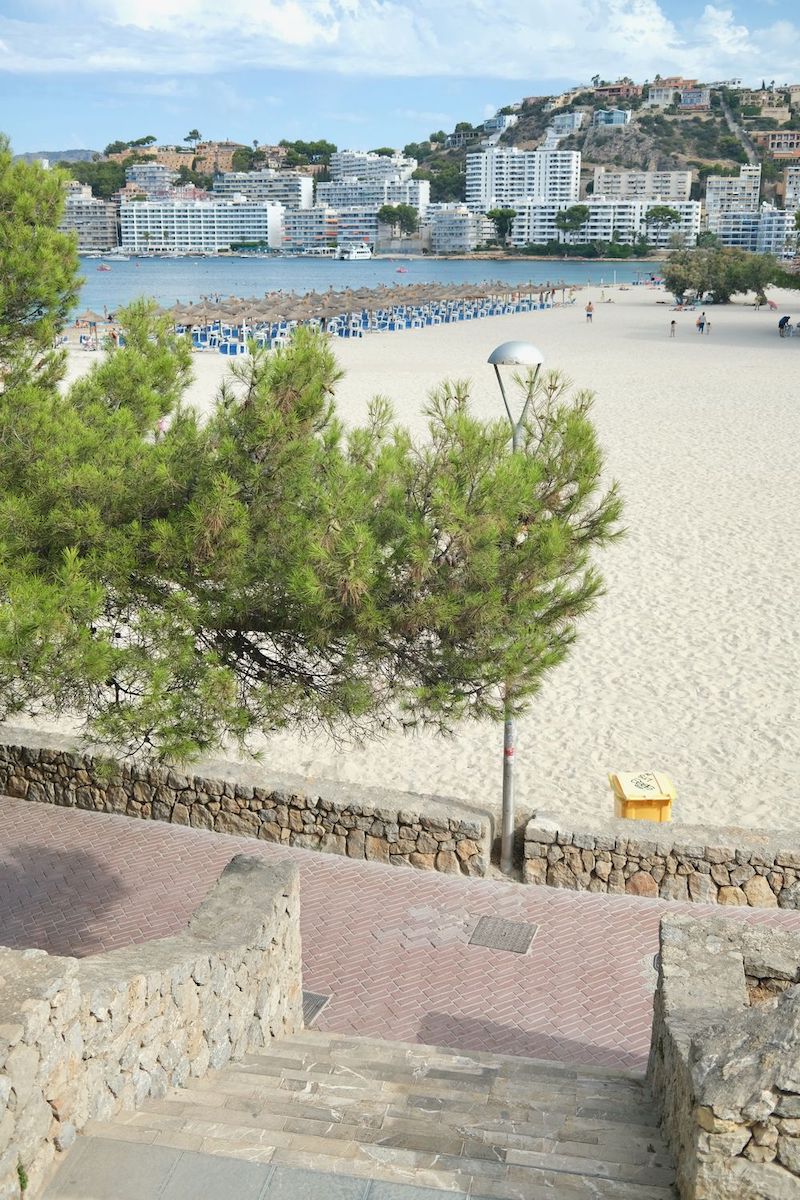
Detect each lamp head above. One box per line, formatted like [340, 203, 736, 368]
[487, 341, 545, 368]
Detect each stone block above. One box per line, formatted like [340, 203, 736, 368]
[743, 875, 779, 908]
[365, 836, 389, 863]
[718, 886, 748, 906]
[625, 871, 658, 898]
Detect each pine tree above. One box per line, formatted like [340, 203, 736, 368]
[0, 146, 623, 761]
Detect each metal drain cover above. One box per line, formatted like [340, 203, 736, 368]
[302, 991, 331, 1026]
[468, 916, 538, 954]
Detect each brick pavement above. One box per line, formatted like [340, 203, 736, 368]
[3, 796, 799, 1074]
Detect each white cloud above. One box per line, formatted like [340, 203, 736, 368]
[1, 0, 799, 83]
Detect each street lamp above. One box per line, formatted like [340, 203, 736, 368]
[488, 340, 545, 876]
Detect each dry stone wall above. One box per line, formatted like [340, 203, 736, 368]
[0, 855, 302, 1200]
[0, 729, 491, 878]
[524, 812, 800, 908]
[648, 915, 800, 1199]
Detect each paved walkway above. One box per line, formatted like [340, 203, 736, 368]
[3, 797, 799, 1073]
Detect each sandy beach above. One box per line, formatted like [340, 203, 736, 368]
[56, 285, 800, 832]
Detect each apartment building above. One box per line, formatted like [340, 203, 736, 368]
[119, 198, 284, 253]
[426, 204, 493, 252]
[329, 150, 416, 183]
[282, 206, 339, 251]
[740, 89, 787, 110]
[465, 147, 580, 211]
[212, 170, 313, 208]
[783, 164, 800, 208]
[508, 198, 701, 248]
[593, 167, 692, 200]
[705, 165, 761, 217]
[593, 109, 631, 127]
[337, 207, 380, 248]
[645, 85, 679, 107]
[60, 181, 119, 250]
[125, 162, 179, 198]
[711, 206, 796, 258]
[315, 176, 430, 216]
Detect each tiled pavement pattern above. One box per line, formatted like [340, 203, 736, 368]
[3, 796, 800, 1072]
[46, 1033, 678, 1199]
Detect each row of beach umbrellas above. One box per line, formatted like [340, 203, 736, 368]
[162, 281, 574, 330]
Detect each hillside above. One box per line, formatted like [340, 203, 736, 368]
[13, 148, 99, 163]
[409, 90, 749, 202]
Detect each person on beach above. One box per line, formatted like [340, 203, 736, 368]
[697, 312, 706, 334]
[670, 320, 676, 338]
[585, 301, 593, 323]
[779, 315, 791, 337]
[705, 318, 711, 335]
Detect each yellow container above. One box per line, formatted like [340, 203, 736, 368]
[608, 772, 675, 823]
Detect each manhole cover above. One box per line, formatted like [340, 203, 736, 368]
[303, 991, 331, 1026]
[468, 916, 538, 955]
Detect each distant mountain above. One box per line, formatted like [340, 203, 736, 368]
[13, 149, 100, 164]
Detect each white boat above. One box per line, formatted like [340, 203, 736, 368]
[336, 244, 373, 260]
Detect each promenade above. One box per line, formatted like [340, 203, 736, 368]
[3, 795, 800, 1075]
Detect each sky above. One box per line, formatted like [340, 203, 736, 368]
[0, 0, 795, 154]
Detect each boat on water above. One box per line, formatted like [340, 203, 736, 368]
[97, 264, 112, 272]
[336, 244, 373, 261]
[395, 267, 408, 273]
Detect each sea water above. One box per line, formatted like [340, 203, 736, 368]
[78, 256, 659, 313]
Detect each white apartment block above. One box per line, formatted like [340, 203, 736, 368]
[282, 206, 339, 251]
[645, 85, 678, 107]
[337, 207, 380, 247]
[212, 170, 312, 208]
[593, 168, 692, 201]
[465, 147, 580, 211]
[509, 199, 701, 248]
[125, 163, 179, 198]
[783, 165, 800, 208]
[329, 150, 416, 183]
[315, 177, 430, 216]
[710, 206, 796, 258]
[705, 165, 761, 219]
[60, 183, 119, 250]
[426, 204, 493, 252]
[119, 199, 284, 253]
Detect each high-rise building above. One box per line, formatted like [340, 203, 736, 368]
[125, 163, 179, 198]
[60, 181, 119, 250]
[705, 165, 762, 219]
[119, 199, 284, 253]
[509, 198, 701, 249]
[427, 204, 494, 252]
[593, 168, 692, 201]
[212, 170, 313, 209]
[465, 148, 580, 211]
[315, 177, 430, 216]
[329, 151, 417, 183]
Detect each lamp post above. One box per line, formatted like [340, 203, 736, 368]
[487, 340, 545, 876]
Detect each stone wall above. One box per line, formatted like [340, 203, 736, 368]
[648, 915, 800, 1199]
[524, 812, 800, 908]
[0, 728, 491, 878]
[0, 855, 302, 1200]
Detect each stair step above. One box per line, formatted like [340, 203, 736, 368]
[72, 1031, 676, 1198]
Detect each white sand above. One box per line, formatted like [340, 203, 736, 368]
[56, 287, 800, 830]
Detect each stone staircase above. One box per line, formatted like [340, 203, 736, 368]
[75, 1031, 677, 1198]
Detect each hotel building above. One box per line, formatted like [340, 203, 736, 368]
[315, 177, 430, 216]
[119, 199, 284, 254]
[60, 181, 119, 250]
[509, 198, 701, 249]
[329, 151, 417, 183]
[465, 147, 580, 211]
[593, 168, 692, 201]
[212, 170, 313, 208]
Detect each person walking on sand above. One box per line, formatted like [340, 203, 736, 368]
[697, 311, 706, 334]
[585, 301, 593, 323]
[705, 318, 711, 335]
[670, 320, 676, 338]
